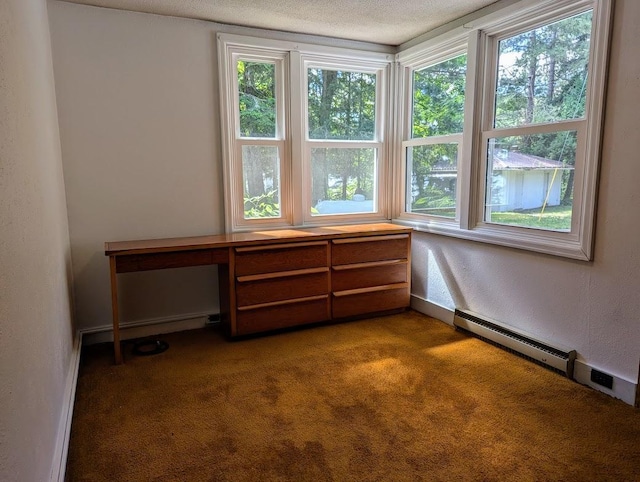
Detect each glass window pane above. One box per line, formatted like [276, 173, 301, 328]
[238, 61, 276, 138]
[412, 54, 467, 138]
[485, 131, 577, 231]
[311, 148, 376, 215]
[494, 10, 592, 128]
[406, 144, 458, 218]
[308, 69, 376, 140]
[242, 145, 280, 219]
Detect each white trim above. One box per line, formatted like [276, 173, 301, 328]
[573, 360, 638, 406]
[410, 294, 455, 325]
[81, 312, 211, 345]
[50, 331, 82, 482]
[218, 34, 393, 232]
[393, 0, 612, 261]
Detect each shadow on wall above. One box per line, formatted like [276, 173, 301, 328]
[412, 238, 467, 312]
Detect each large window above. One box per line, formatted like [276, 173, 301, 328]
[395, 0, 612, 260]
[306, 64, 383, 220]
[405, 52, 467, 220]
[218, 36, 391, 231]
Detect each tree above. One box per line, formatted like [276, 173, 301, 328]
[410, 54, 466, 215]
[494, 10, 592, 206]
[237, 61, 280, 218]
[308, 68, 376, 203]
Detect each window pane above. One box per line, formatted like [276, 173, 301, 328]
[494, 10, 592, 128]
[407, 144, 458, 218]
[308, 69, 376, 140]
[412, 54, 467, 138]
[485, 131, 577, 231]
[238, 61, 276, 138]
[242, 145, 280, 219]
[311, 148, 376, 215]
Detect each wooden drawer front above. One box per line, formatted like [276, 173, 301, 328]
[236, 269, 329, 307]
[332, 284, 409, 319]
[115, 248, 228, 273]
[332, 260, 407, 292]
[235, 296, 330, 335]
[235, 241, 328, 276]
[332, 234, 409, 266]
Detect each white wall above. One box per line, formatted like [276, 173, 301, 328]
[0, 0, 75, 480]
[49, 2, 225, 332]
[47, 1, 392, 333]
[412, 0, 640, 386]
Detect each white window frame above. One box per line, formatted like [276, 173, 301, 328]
[396, 36, 470, 229]
[218, 33, 393, 232]
[393, 0, 612, 260]
[301, 56, 391, 226]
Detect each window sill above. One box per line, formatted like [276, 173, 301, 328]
[393, 217, 592, 261]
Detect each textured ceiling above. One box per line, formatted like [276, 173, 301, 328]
[58, 0, 499, 46]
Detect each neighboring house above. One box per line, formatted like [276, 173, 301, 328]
[488, 150, 573, 212]
[426, 149, 572, 213]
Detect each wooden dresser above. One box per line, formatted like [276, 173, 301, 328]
[106, 223, 411, 363]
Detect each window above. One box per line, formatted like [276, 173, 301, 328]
[405, 52, 467, 220]
[218, 35, 391, 231]
[395, 0, 612, 260]
[305, 64, 384, 220]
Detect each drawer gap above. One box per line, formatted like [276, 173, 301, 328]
[237, 294, 329, 311]
[331, 259, 405, 271]
[333, 282, 409, 297]
[237, 267, 328, 283]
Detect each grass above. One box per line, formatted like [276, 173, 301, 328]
[489, 204, 572, 231]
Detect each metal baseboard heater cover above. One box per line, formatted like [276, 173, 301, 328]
[454, 309, 576, 379]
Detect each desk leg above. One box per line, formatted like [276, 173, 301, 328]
[109, 256, 122, 364]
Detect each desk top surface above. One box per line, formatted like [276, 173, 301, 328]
[105, 223, 412, 256]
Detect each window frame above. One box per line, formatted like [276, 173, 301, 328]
[397, 37, 470, 227]
[393, 0, 612, 260]
[301, 56, 391, 225]
[218, 34, 393, 232]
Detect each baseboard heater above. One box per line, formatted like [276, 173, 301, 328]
[453, 309, 576, 379]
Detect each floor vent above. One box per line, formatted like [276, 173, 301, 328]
[454, 309, 576, 379]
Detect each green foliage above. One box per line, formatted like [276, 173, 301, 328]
[238, 61, 276, 138]
[495, 10, 592, 138]
[412, 55, 467, 138]
[307, 68, 377, 205]
[308, 69, 376, 140]
[412, 185, 456, 217]
[244, 190, 280, 219]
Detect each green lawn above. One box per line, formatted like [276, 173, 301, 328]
[489, 204, 572, 231]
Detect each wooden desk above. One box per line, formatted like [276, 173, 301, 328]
[106, 223, 412, 364]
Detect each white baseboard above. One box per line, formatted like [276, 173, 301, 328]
[410, 294, 638, 407]
[410, 294, 455, 325]
[81, 312, 213, 345]
[573, 360, 637, 406]
[50, 330, 82, 482]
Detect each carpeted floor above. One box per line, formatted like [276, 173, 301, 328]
[66, 310, 640, 481]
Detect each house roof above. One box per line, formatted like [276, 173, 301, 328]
[429, 150, 573, 172]
[491, 150, 573, 170]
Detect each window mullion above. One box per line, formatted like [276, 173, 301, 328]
[459, 29, 484, 231]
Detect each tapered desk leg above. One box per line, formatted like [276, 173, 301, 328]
[109, 256, 122, 364]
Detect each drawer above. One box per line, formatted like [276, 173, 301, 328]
[332, 260, 408, 292]
[332, 234, 409, 266]
[235, 296, 330, 335]
[115, 248, 228, 273]
[236, 268, 329, 307]
[332, 284, 409, 319]
[235, 241, 329, 276]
